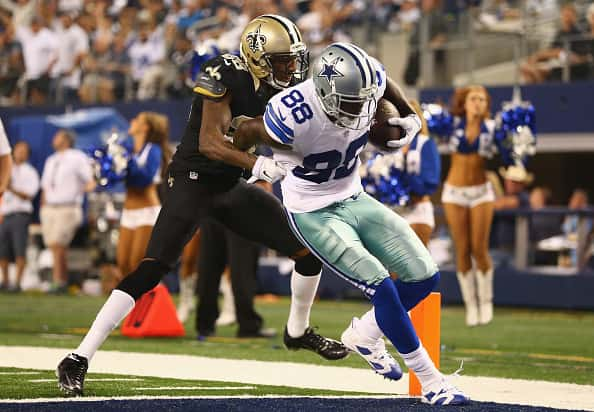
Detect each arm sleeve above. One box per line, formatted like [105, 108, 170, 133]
[408, 138, 441, 196]
[263, 98, 296, 146]
[0, 119, 11, 156]
[127, 144, 162, 187]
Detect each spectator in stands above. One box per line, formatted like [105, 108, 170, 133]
[130, 16, 166, 99]
[100, 32, 132, 102]
[1, 0, 38, 28]
[586, 3, 594, 78]
[16, 15, 58, 105]
[51, 10, 89, 104]
[442, 85, 497, 327]
[529, 185, 561, 265]
[40, 129, 95, 293]
[117, 112, 171, 281]
[0, 15, 25, 106]
[520, 3, 590, 83]
[297, 0, 356, 58]
[491, 165, 532, 266]
[403, 0, 448, 86]
[0, 141, 39, 292]
[164, 31, 194, 99]
[561, 188, 592, 266]
[0, 118, 12, 199]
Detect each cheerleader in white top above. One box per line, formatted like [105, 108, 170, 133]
[117, 112, 170, 281]
[442, 85, 500, 327]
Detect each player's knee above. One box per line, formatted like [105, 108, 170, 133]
[293, 252, 322, 276]
[116, 258, 170, 300]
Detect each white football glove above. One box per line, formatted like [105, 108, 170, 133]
[250, 156, 287, 183]
[386, 114, 422, 148]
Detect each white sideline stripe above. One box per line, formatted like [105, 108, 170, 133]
[132, 386, 257, 391]
[0, 372, 41, 375]
[29, 378, 144, 383]
[1, 346, 593, 411]
[0, 395, 402, 403]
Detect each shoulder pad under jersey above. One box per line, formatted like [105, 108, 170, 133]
[193, 70, 228, 99]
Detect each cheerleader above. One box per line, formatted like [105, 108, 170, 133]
[441, 85, 498, 327]
[117, 112, 171, 281]
[393, 100, 441, 246]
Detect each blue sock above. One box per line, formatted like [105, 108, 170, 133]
[371, 277, 419, 354]
[394, 272, 440, 311]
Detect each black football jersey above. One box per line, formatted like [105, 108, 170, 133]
[170, 54, 276, 184]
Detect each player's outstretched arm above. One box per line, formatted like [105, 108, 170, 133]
[234, 117, 292, 152]
[198, 93, 259, 170]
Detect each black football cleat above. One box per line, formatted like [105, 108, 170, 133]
[284, 326, 349, 360]
[56, 353, 88, 396]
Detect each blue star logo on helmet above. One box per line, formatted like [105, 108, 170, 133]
[317, 57, 343, 85]
[246, 24, 267, 53]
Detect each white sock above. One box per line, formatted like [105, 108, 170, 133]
[286, 269, 321, 337]
[75, 289, 135, 361]
[355, 308, 384, 341]
[179, 273, 197, 306]
[400, 344, 442, 391]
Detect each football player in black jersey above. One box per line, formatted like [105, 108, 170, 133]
[56, 15, 348, 396]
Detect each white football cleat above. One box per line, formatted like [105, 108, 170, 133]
[341, 318, 402, 380]
[422, 376, 470, 406]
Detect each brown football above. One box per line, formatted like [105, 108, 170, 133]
[369, 99, 405, 151]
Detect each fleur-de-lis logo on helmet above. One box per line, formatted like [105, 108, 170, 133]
[245, 25, 267, 53]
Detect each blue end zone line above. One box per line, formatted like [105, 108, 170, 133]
[0, 395, 408, 403]
[285, 211, 376, 298]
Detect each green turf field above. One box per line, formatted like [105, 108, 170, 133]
[0, 367, 377, 399]
[1, 293, 593, 388]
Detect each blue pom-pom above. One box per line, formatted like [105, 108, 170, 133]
[361, 152, 410, 206]
[87, 133, 132, 190]
[422, 103, 454, 141]
[495, 100, 537, 166]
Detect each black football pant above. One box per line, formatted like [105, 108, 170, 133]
[196, 218, 262, 335]
[116, 170, 319, 306]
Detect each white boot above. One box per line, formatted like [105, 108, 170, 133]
[456, 271, 479, 327]
[475, 268, 494, 325]
[216, 274, 236, 326]
[177, 273, 197, 323]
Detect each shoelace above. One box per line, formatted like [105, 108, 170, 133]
[369, 339, 396, 364]
[440, 361, 465, 393]
[304, 327, 335, 351]
[68, 357, 87, 385]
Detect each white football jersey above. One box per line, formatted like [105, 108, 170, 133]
[264, 58, 387, 213]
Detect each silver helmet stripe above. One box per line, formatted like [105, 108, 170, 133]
[332, 43, 370, 89]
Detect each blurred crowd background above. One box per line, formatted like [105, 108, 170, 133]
[2, 0, 594, 106]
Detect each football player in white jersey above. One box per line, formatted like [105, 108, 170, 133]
[234, 42, 469, 406]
